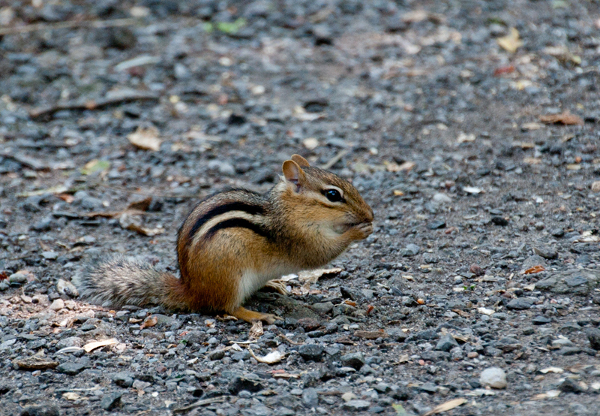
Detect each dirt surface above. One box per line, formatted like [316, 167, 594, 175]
[1, 1, 600, 415]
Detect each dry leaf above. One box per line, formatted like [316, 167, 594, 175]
[524, 265, 545, 274]
[81, 159, 110, 175]
[250, 320, 263, 339]
[127, 197, 153, 211]
[140, 315, 158, 329]
[83, 338, 118, 353]
[540, 367, 564, 374]
[521, 122, 544, 131]
[63, 392, 81, 401]
[386, 161, 416, 172]
[457, 132, 476, 143]
[539, 111, 584, 126]
[344, 300, 357, 307]
[248, 349, 285, 364]
[354, 330, 388, 339]
[298, 267, 342, 284]
[423, 398, 468, 416]
[127, 126, 162, 151]
[497, 28, 523, 53]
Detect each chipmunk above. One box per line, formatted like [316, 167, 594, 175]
[75, 155, 374, 324]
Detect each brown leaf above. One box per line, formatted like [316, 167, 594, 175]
[140, 315, 158, 329]
[354, 330, 388, 340]
[524, 265, 545, 274]
[539, 111, 584, 126]
[127, 197, 153, 211]
[386, 161, 416, 172]
[127, 126, 162, 151]
[423, 398, 468, 416]
[14, 356, 59, 370]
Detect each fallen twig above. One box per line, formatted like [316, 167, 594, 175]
[29, 91, 160, 119]
[0, 17, 139, 36]
[320, 148, 350, 170]
[171, 396, 226, 414]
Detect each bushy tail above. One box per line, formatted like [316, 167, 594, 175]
[74, 255, 189, 310]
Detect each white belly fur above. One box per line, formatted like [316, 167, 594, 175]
[237, 264, 299, 304]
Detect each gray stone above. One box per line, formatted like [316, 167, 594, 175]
[532, 316, 552, 325]
[302, 388, 319, 407]
[100, 392, 122, 410]
[341, 352, 365, 370]
[521, 255, 546, 271]
[435, 334, 459, 352]
[57, 362, 86, 375]
[208, 349, 226, 361]
[113, 372, 134, 388]
[559, 378, 584, 393]
[536, 270, 600, 295]
[585, 328, 600, 350]
[20, 404, 60, 416]
[342, 400, 371, 411]
[401, 244, 420, 257]
[229, 375, 264, 394]
[479, 367, 507, 389]
[506, 298, 534, 310]
[8, 273, 28, 285]
[41, 251, 58, 260]
[533, 246, 558, 260]
[299, 344, 324, 362]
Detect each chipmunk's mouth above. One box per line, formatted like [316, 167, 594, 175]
[335, 220, 373, 234]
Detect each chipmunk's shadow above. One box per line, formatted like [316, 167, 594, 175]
[245, 292, 324, 323]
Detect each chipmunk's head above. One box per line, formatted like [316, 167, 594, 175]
[279, 154, 374, 241]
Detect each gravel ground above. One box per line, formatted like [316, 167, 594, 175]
[1, 1, 600, 415]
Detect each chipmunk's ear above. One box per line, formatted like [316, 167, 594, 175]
[282, 160, 306, 190]
[291, 154, 310, 167]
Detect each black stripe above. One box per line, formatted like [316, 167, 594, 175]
[204, 218, 272, 241]
[187, 201, 265, 243]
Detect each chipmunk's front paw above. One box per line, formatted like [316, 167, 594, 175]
[263, 280, 289, 295]
[259, 313, 283, 325]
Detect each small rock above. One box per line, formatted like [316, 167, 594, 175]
[302, 388, 319, 407]
[401, 244, 420, 257]
[591, 181, 600, 193]
[536, 270, 600, 296]
[479, 367, 507, 389]
[342, 400, 371, 411]
[31, 217, 53, 231]
[533, 246, 558, 260]
[432, 193, 452, 204]
[41, 251, 58, 260]
[57, 279, 79, 297]
[491, 216, 508, 226]
[427, 220, 446, 230]
[299, 344, 324, 362]
[585, 328, 600, 350]
[207, 349, 226, 361]
[506, 298, 534, 310]
[20, 404, 60, 416]
[8, 273, 28, 286]
[435, 334, 459, 352]
[560, 378, 584, 393]
[532, 316, 552, 325]
[208, 160, 235, 176]
[56, 362, 86, 375]
[100, 392, 123, 411]
[49, 299, 65, 311]
[113, 372, 134, 388]
[341, 352, 365, 370]
[229, 375, 263, 395]
[550, 228, 565, 238]
[521, 255, 547, 271]
[341, 392, 357, 402]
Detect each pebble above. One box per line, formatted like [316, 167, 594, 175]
[341, 392, 357, 402]
[401, 244, 420, 257]
[435, 334, 459, 352]
[432, 193, 452, 204]
[100, 392, 123, 411]
[342, 400, 371, 411]
[56, 362, 86, 375]
[340, 352, 365, 370]
[20, 405, 60, 416]
[299, 344, 324, 361]
[479, 367, 507, 389]
[585, 328, 600, 350]
[302, 388, 319, 407]
[8, 273, 28, 285]
[506, 298, 534, 310]
[49, 299, 65, 311]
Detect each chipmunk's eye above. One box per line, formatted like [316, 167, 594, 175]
[323, 189, 344, 203]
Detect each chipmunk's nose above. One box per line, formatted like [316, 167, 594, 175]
[364, 206, 374, 223]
